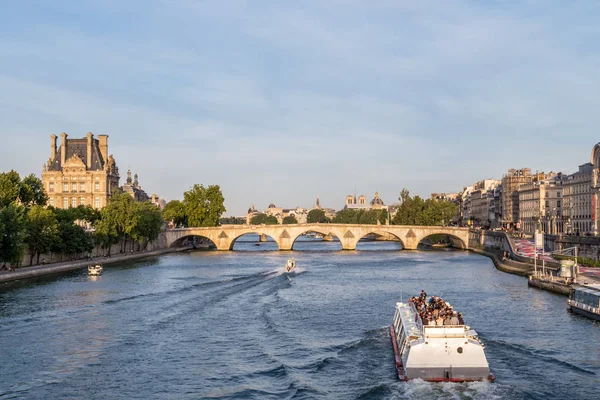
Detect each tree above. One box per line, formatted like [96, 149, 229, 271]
[0, 203, 27, 265]
[307, 209, 329, 223]
[0, 170, 22, 208]
[282, 215, 298, 224]
[392, 188, 457, 226]
[183, 184, 226, 227]
[265, 215, 278, 225]
[20, 174, 48, 207]
[25, 205, 59, 265]
[163, 200, 187, 226]
[131, 201, 163, 250]
[53, 222, 93, 260]
[94, 192, 137, 255]
[250, 213, 268, 225]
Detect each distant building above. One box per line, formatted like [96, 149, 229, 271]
[344, 192, 386, 211]
[501, 168, 534, 228]
[519, 173, 565, 234]
[151, 194, 167, 209]
[312, 196, 336, 220]
[121, 170, 149, 202]
[246, 204, 308, 224]
[42, 132, 120, 209]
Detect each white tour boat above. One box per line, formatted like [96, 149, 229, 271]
[390, 296, 494, 382]
[285, 258, 296, 272]
[568, 284, 600, 321]
[88, 264, 103, 276]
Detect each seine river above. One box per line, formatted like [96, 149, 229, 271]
[1, 236, 599, 399]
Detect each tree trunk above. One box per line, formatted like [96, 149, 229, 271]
[30, 252, 34, 266]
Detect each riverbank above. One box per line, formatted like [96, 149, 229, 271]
[469, 248, 533, 277]
[0, 247, 190, 284]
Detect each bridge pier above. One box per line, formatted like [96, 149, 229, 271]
[259, 233, 268, 242]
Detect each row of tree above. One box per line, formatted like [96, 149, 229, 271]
[244, 189, 456, 227]
[0, 171, 221, 266]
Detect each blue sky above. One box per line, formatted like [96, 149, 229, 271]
[1, 1, 599, 215]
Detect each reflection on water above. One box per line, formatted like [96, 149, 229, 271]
[0, 241, 599, 399]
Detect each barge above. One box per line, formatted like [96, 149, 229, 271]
[390, 296, 494, 382]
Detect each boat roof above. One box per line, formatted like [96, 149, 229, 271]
[396, 302, 424, 341]
[574, 284, 600, 294]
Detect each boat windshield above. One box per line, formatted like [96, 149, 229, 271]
[397, 303, 423, 340]
[571, 286, 600, 307]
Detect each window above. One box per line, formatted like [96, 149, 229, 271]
[49, 197, 54, 207]
[63, 183, 68, 192]
[80, 197, 85, 206]
[63, 198, 68, 208]
[80, 183, 85, 192]
[95, 197, 100, 208]
[49, 182, 54, 193]
[72, 183, 77, 192]
[545, 200, 549, 207]
[95, 182, 100, 191]
[557, 192, 561, 198]
[71, 197, 77, 208]
[557, 200, 561, 208]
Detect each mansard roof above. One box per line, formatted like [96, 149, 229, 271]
[48, 138, 105, 172]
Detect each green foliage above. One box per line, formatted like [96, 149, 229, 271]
[183, 184, 226, 227]
[0, 171, 47, 208]
[332, 208, 386, 224]
[392, 189, 457, 226]
[282, 215, 298, 224]
[307, 209, 330, 223]
[0, 170, 22, 208]
[250, 213, 268, 225]
[265, 215, 278, 225]
[131, 201, 163, 247]
[553, 254, 600, 268]
[250, 213, 278, 225]
[0, 203, 27, 265]
[25, 205, 59, 264]
[53, 222, 94, 258]
[20, 174, 48, 207]
[163, 200, 187, 226]
[219, 216, 246, 225]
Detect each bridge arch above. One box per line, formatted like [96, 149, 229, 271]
[290, 229, 342, 251]
[229, 231, 280, 251]
[416, 232, 467, 250]
[169, 234, 217, 249]
[354, 230, 405, 250]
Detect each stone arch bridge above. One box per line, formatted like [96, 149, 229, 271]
[165, 224, 470, 251]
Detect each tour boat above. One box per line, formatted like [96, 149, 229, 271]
[390, 297, 494, 382]
[88, 264, 103, 276]
[568, 284, 600, 321]
[285, 258, 296, 272]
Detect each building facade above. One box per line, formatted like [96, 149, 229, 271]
[42, 133, 119, 209]
[563, 163, 593, 235]
[518, 173, 565, 235]
[344, 192, 386, 211]
[501, 168, 533, 228]
[121, 169, 150, 201]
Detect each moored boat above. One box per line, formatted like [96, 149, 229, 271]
[568, 284, 600, 321]
[390, 295, 494, 382]
[88, 264, 103, 276]
[285, 258, 296, 272]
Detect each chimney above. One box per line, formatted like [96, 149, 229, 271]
[86, 132, 93, 169]
[50, 134, 57, 160]
[98, 134, 108, 163]
[60, 132, 68, 166]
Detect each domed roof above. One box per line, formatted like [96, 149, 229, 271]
[268, 203, 277, 208]
[370, 192, 385, 206]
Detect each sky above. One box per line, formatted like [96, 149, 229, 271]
[1, 1, 599, 216]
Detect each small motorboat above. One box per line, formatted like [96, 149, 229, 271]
[88, 264, 103, 276]
[285, 258, 296, 272]
[255, 243, 261, 246]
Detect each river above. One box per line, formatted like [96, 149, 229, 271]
[1, 236, 598, 399]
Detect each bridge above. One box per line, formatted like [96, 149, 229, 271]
[165, 224, 470, 251]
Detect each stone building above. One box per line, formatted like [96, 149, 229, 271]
[151, 194, 167, 209]
[518, 173, 565, 235]
[468, 180, 501, 227]
[42, 132, 119, 209]
[344, 192, 386, 211]
[121, 169, 149, 202]
[563, 163, 593, 235]
[501, 168, 533, 229]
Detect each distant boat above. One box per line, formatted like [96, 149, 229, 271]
[88, 264, 103, 276]
[285, 258, 296, 272]
[255, 243, 261, 246]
